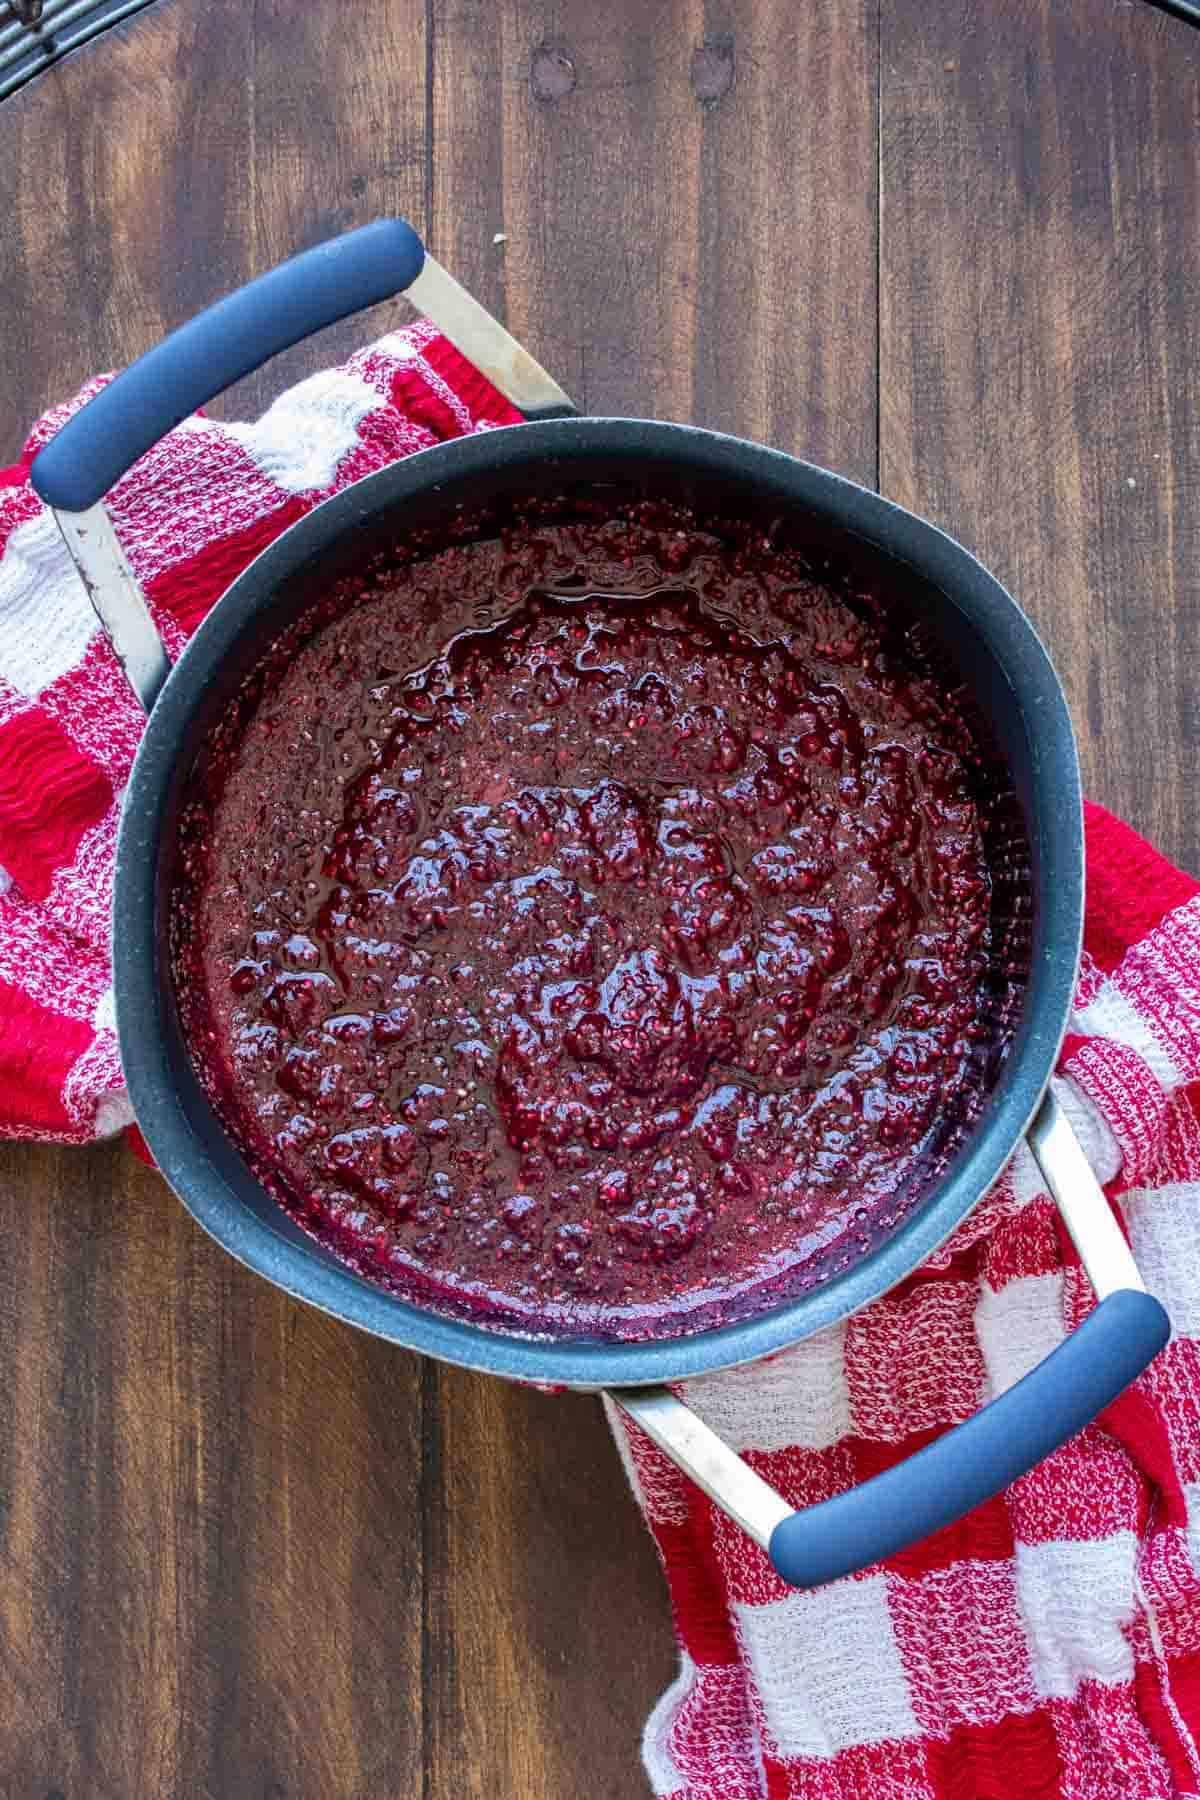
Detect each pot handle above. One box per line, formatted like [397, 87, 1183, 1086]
[612, 1089, 1169, 1590]
[28, 219, 573, 709]
[30, 217, 572, 514]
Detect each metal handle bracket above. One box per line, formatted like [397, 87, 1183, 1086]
[51, 502, 170, 714]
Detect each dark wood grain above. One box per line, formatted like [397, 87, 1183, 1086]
[428, 0, 878, 472]
[880, 0, 1200, 875]
[0, 0, 1195, 1795]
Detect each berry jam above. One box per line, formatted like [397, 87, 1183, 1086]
[172, 498, 1025, 1340]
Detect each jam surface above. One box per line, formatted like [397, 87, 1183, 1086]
[173, 500, 1019, 1340]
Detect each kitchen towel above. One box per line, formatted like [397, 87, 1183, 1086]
[3, 332, 1199, 1798]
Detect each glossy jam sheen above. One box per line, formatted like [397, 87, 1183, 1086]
[172, 503, 1013, 1341]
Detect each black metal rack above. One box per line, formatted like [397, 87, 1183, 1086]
[0, 0, 157, 100]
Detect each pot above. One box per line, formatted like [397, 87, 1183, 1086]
[29, 220, 1169, 1589]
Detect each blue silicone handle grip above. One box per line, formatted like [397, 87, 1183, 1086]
[769, 1287, 1169, 1589]
[29, 218, 426, 513]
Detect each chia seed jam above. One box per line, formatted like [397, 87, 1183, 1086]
[171, 498, 1026, 1340]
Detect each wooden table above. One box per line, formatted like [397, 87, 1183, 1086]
[0, 2, 1196, 1794]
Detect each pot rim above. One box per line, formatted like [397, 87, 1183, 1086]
[114, 416, 1083, 1387]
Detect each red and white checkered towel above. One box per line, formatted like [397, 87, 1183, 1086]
[3, 333, 1200, 1798]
